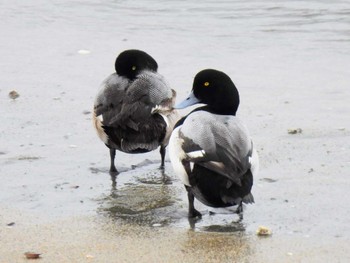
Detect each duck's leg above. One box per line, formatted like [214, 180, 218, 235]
[186, 187, 202, 218]
[160, 145, 166, 167]
[109, 148, 119, 175]
[236, 201, 243, 214]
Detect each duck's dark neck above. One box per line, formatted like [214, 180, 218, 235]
[197, 105, 238, 116]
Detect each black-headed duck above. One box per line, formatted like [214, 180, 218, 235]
[93, 49, 179, 174]
[169, 69, 259, 218]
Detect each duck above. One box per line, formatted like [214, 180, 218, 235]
[169, 69, 259, 218]
[93, 49, 179, 174]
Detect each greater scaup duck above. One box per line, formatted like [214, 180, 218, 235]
[169, 69, 259, 218]
[93, 49, 179, 174]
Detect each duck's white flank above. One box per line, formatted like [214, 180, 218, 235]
[92, 110, 108, 144]
[169, 126, 190, 186]
[249, 147, 259, 177]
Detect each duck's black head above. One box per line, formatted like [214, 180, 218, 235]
[176, 69, 240, 115]
[115, 49, 158, 80]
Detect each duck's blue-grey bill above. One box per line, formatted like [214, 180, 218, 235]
[174, 91, 201, 109]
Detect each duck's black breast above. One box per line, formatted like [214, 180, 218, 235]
[188, 164, 253, 207]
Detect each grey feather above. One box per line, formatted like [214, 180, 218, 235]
[179, 111, 252, 185]
[109, 71, 173, 129]
[94, 73, 129, 122]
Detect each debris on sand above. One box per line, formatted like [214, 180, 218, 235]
[256, 226, 272, 236]
[24, 252, 41, 259]
[288, 128, 302, 134]
[17, 156, 42, 161]
[260, 178, 277, 183]
[78, 49, 91, 55]
[8, 90, 19, 100]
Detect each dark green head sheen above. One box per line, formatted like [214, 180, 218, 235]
[115, 49, 158, 80]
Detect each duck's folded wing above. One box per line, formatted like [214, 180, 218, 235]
[127, 72, 173, 105]
[181, 115, 252, 186]
[110, 72, 174, 130]
[94, 73, 128, 118]
[110, 101, 153, 130]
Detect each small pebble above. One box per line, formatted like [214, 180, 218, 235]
[24, 252, 41, 259]
[256, 226, 272, 236]
[9, 90, 19, 100]
[288, 128, 302, 134]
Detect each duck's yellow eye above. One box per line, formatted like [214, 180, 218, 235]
[204, 81, 210, 87]
[132, 66, 136, 71]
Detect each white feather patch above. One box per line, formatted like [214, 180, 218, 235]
[186, 150, 205, 159]
[92, 111, 108, 144]
[249, 148, 259, 177]
[168, 127, 190, 186]
[190, 162, 194, 172]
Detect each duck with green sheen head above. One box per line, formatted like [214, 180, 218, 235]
[169, 69, 259, 218]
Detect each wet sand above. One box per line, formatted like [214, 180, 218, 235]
[1, 199, 350, 263]
[2, 199, 349, 263]
[1, 1, 350, 262]
[1, 154, 349, 262]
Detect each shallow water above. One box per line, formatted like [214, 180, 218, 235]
[1, 0, 350, 262]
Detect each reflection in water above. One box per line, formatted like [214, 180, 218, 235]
[96, 161, 251, 233]
[97, 163, 182, 227]
[109, 161, 172, 189]
[93, 162, 255, 261]
[189, 213, 245, 233]
[200, 222, 245, 233]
